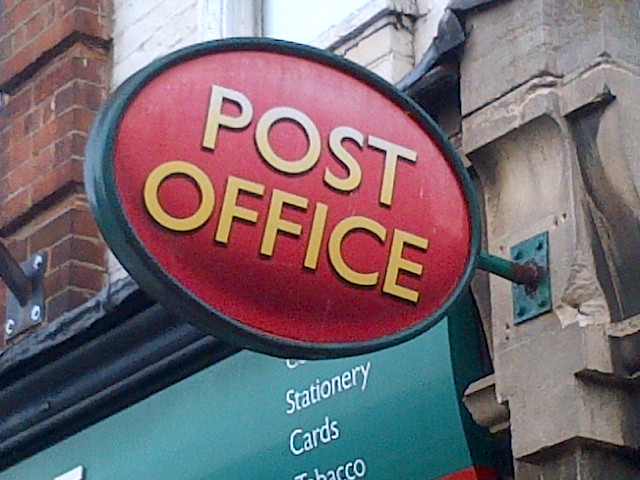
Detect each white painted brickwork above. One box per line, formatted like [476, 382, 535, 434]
[311, 0, 449, 83]
[112, 0, 199, 88]
[108, 0, 200, 282]
[312, 0, 416, 83]
[108, 0, 261, 283]
[113, 0, 261, 88]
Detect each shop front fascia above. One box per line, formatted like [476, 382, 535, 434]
[0, 276, 498, 479]
[0, 278, 239, 472]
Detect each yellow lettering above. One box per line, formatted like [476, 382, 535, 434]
[256, 107, 321, 174]
[143, 160, 215, 232]
[368, 135, 417, 207]
[303, 203, 329, 270]
[202, 85, 253, 150]
[215, 176, 264, 244]
[324, 126, 363, 192]
[261, 189, 308, 257]
[383, 229, 429, 303]
[328, 216, 386, 286]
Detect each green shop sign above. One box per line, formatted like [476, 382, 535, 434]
[0, 293, 496, 480]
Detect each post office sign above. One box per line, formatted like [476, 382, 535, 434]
[85, 39, 480, 358]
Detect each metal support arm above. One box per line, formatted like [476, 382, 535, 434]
[477, 251, 546, 289]
[0, 241, 32, 307]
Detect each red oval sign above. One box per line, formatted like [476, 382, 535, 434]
[86, 39, 480, 358]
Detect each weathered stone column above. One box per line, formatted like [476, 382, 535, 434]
[459, 0, 640, 477]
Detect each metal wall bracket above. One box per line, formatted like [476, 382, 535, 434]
[510, 232, 551, 324]
[4, 252, 47, 341]
[477, 232, 551, 325]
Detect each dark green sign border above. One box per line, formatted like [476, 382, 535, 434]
[85, 38, 482, 359]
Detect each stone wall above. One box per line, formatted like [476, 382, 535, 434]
[460, 0, 640, 477]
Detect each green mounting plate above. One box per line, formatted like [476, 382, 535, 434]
[511, 232, 551, 325]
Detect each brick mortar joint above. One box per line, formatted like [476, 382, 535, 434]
[37, 78, 108, 104]
[48, 233, 105, 248]
[1, 4, 111, 40]
[1, 32, 111, 94]
[46, 286, 107, 304]
[0, 182, 84, 236]
[47, 260, 107, 274]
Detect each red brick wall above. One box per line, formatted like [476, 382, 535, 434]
[0, 0, 112, 347]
